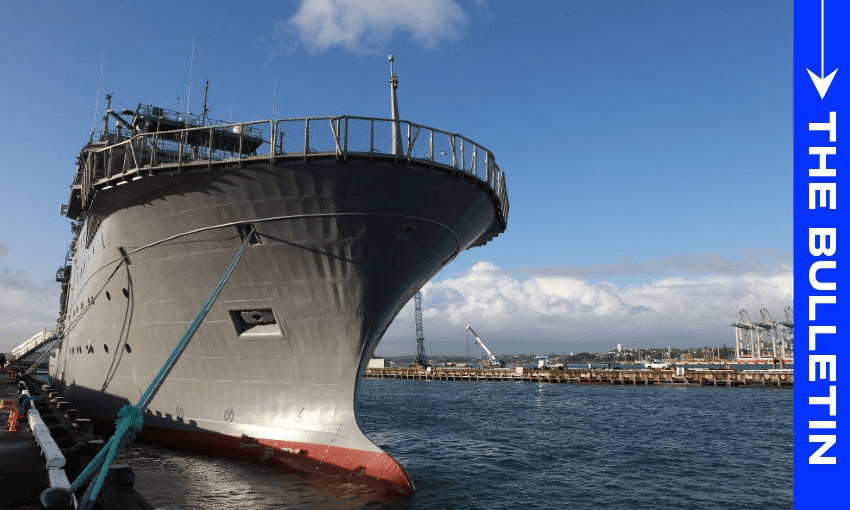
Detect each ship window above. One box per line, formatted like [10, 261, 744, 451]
[104, 344, 109, 353]
[122, 288, 129, 298]
[106, 291, 111, 301]
[125, 344, 132, 353]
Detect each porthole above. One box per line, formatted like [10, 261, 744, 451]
[104, 344, 109, 353]
[122, 288, 129, 298]
[106, 291, 111, 301]
[125, 344, 132, 354]
[395, 225, 414, 242]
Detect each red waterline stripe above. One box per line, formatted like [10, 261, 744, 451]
[137, 426, 415, 497]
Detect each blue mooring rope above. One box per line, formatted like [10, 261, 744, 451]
[70, 230, 254, 510]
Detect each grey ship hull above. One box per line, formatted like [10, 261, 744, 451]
[49, 151, 504, 493]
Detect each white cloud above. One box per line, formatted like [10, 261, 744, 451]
[0, 267, 60, 352]
[376, 257, 793, 356]
[277, 0, 469, 53]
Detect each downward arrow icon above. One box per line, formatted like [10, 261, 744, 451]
[807, 0, 838, 99]
[808, 69, 837, 100]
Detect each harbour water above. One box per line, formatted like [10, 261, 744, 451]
[116, 378, 792, 509]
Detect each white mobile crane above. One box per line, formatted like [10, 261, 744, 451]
[466, 325, 506, 368]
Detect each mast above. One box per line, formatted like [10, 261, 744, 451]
[389, 54, 402, 156]
[101, 93, 112, 137]
[201, 80, 209, 124]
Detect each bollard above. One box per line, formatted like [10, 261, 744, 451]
[72, 419, 93, 435]
[106, 464, 135, 486]
[39, 487, 75, 510]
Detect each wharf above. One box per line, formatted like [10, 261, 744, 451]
[365, 367, 793, 387]
[1, 372, 51, 509]
[1, 370, 154, 509]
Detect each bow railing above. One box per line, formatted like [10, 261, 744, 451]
[80, 115, 509, 228]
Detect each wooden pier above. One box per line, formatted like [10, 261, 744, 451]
[365, 367, 792, 387]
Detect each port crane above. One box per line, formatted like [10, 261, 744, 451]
[466, 325, 505, 368]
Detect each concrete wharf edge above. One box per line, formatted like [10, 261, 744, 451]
[365, 367, 793, 387]
[2, 371, 155, 510]
[1, 375, 51, 509]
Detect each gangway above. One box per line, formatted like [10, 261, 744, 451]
[8, 326, 62, 364]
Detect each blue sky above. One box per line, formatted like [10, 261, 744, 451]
[0, 0, 792, 355]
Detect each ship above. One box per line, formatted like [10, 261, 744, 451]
[45, 60, 508, 495]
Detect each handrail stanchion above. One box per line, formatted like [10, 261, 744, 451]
[460, 139, 465, 172]
[344, 117, 349, 156]
[270, 120, 276, 164]
[304, 119, 310, 159]
[370, 119, 375, 157]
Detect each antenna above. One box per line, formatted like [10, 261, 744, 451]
[186, 36, 196, 122]
[90, 49, 106, 141]
[388, 54, 402, 156]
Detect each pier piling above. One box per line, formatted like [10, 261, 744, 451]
[365, 367, 792, 387]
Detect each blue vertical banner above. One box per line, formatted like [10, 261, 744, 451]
[794, 0, 849, 507]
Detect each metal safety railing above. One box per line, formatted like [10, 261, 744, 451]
[9, 325, 62, 364]
[80, 116, 509, 228]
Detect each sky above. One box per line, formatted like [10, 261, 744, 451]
[0, 0, 792, 356]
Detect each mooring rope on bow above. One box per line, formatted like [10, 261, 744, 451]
[70, 229, 255, 510]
